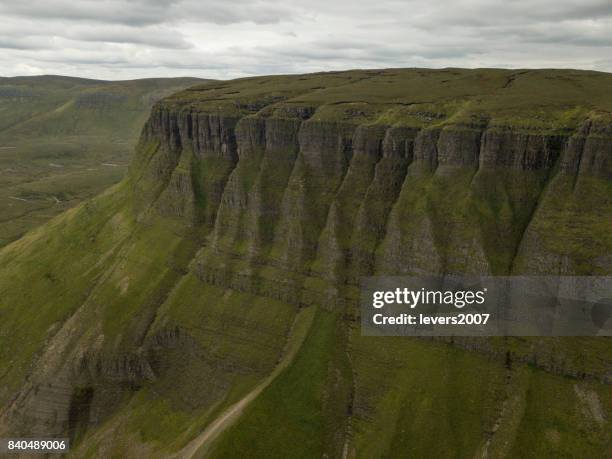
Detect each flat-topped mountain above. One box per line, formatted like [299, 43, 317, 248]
[0, 69, 610, 458]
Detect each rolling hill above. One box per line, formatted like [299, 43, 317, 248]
[0, 75, 210, 246]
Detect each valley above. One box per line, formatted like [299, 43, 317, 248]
[0, 76, 209, 246]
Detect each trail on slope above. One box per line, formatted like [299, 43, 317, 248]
[176, 306, 316, 459]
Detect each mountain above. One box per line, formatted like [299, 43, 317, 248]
[0, 68, 610, 458]
[0, 75, 211, 247]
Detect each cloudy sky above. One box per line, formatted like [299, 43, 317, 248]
[1, 0, 611, 80]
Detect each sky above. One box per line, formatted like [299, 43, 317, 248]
[0, 0, 611, 80]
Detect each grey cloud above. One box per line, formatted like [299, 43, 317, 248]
[0, 1, 169, 26]
[0, 0, 296, 26]
[0, 17, 192, 50]
[515, 21, 612, 47]
[452, 18, 612, 49]
[0, 36, 53, 50]
[0, 0, 610, 80]
[65, 26, 193, 49]
[407, 0, 612, 33]
[265, 40, 482, 63]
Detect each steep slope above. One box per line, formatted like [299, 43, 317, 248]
[0, 75, 210, 246]
[0, 68, 610, 458]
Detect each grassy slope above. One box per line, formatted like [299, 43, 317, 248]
[0, 182, 132, 401]
[0, 75, 209, 247]
[0, 180, 299, 457]
[206, 308, 349, 459]
[349, 334, 611, 458]
[73, 277, 300, 457]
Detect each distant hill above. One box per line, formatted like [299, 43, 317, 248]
[0, 75, 212, 246]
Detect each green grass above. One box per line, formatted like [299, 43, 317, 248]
[166, 68, 612, 130]
[68, 279, 300, 457]
[207, 309, 342, 458]
[0, 75, 210, 247]
[350, 335, 611, 458]
[507, 370, 610, 458]
[514, 174, 612, 274]
[0, 183, 133, 403]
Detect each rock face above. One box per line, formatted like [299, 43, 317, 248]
[137, 105, 610, 291]
[0, 69, 611, 456]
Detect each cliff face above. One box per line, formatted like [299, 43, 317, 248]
[136, 103, 610, 292]
[0, 69, 611, 457]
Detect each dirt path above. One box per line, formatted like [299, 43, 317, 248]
[175, 306, 316, 459]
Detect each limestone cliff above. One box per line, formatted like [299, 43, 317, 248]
[1, 69, 610, 457]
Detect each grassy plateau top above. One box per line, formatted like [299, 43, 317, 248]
[163, 68, 612, 132]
